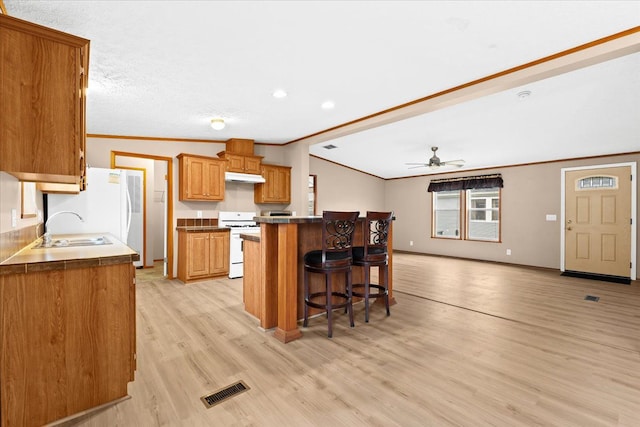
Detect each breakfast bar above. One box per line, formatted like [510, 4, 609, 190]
[248, 215, 394, 343]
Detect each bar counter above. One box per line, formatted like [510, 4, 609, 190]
[251, 215, 394, 343]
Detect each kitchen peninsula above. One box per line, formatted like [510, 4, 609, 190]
[246, 216, 394, 343]
[0, 233, 138, 426]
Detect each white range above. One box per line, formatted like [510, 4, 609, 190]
[218, 211, 260, 279]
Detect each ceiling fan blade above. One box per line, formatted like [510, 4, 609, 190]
[405, 162, 428, 165]
[441, 159, 465, 166]
[407, 164, 428, 169]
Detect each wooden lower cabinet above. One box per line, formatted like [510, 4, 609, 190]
[0, 263, 136, 427]
[177, 230, 230, 283]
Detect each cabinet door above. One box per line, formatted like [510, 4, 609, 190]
[205, 159, 225, 201]
[187, 233, 210, 278]
[244, 156, 262, 174]
[209, 232, 230, 275]
[184, 157, 207, 199]
[0, 15, 88, 184]
[225, 154, 245, 172]
[274, 167, 291, 203]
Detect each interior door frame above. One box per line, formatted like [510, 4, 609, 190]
[111, 151, 174, 279]
[560, 162, 637, 279]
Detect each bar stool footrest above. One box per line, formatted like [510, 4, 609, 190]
[352, 283, 387, 298]
[305, 291, 351, 310]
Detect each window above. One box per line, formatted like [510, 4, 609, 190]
[432, 188, 501, 241]
[577, 175, 616, 190]
[466, 188, 500, 241]
[433, 191, 461, 238]
[429, 174, 503, 242]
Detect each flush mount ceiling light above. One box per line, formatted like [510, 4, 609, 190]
[210, 118, 226, 130]
[272, 89, 287, 98]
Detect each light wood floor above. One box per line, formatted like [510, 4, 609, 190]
[66, 253, 640, 426]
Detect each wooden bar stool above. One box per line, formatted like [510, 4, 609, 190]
[303, 211, 359, 338]
[351, 211, 393, 323]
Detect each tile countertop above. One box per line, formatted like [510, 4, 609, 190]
[0, 233, 140, 275]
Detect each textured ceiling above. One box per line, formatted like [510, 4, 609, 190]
[5, 1, 640, 178]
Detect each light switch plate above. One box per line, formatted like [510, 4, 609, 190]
[11, 209, 17, 227]
[546, 214, 557, 221]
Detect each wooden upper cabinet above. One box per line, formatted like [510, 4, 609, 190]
[217, 152, 263, 174]
[177, 154, 226, 201]
[217, 138, 262, 174]
[255, 164, 291, 204]
[0, 14, 89, 185]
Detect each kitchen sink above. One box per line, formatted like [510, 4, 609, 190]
[33, 236, 112, 249]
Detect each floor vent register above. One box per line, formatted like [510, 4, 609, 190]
[201, 381, 250, 408]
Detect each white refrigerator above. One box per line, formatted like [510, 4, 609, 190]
[47, 167, 144, 267]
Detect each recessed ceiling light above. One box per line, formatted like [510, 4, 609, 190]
[321, 100, 335, 110]
[210, 118, 225, 130]
[272, 89, 287, 98]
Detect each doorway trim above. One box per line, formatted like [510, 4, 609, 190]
[111, 151, 175, 279]
[561, 162, 637, 280]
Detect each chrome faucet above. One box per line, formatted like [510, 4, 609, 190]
[43, 211, 84, 247]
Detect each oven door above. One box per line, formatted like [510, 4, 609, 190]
[229, 232, 243, 264]
[229, 232, 243, 278]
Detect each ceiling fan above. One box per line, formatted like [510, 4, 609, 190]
[406, 146, 465, 169]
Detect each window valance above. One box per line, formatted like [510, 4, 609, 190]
[427, 173, 503, 192]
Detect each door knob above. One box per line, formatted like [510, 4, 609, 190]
[567, 227, 573, 231]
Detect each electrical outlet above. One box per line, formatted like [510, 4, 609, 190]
[410, 240, 414, 246]
[506, 249, 512, 256]
[196, 210, 203, 218]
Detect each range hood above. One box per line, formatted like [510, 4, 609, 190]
[225, 171, 266, 184]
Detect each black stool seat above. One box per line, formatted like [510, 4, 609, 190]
[351, 211, 393, 323]
[303, 210, 359, 338]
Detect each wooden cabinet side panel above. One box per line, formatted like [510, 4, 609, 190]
[0, 264, 133, 426]
[0, 26, 81, 177]
[243, 239, 261, 318]
[130, 264, 137, 380]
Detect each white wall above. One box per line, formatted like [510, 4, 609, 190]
[0, 172, 43, 234]
[309, 156, 386, 213]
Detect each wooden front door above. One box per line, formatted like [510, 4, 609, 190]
[564, 166, 632, 278]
